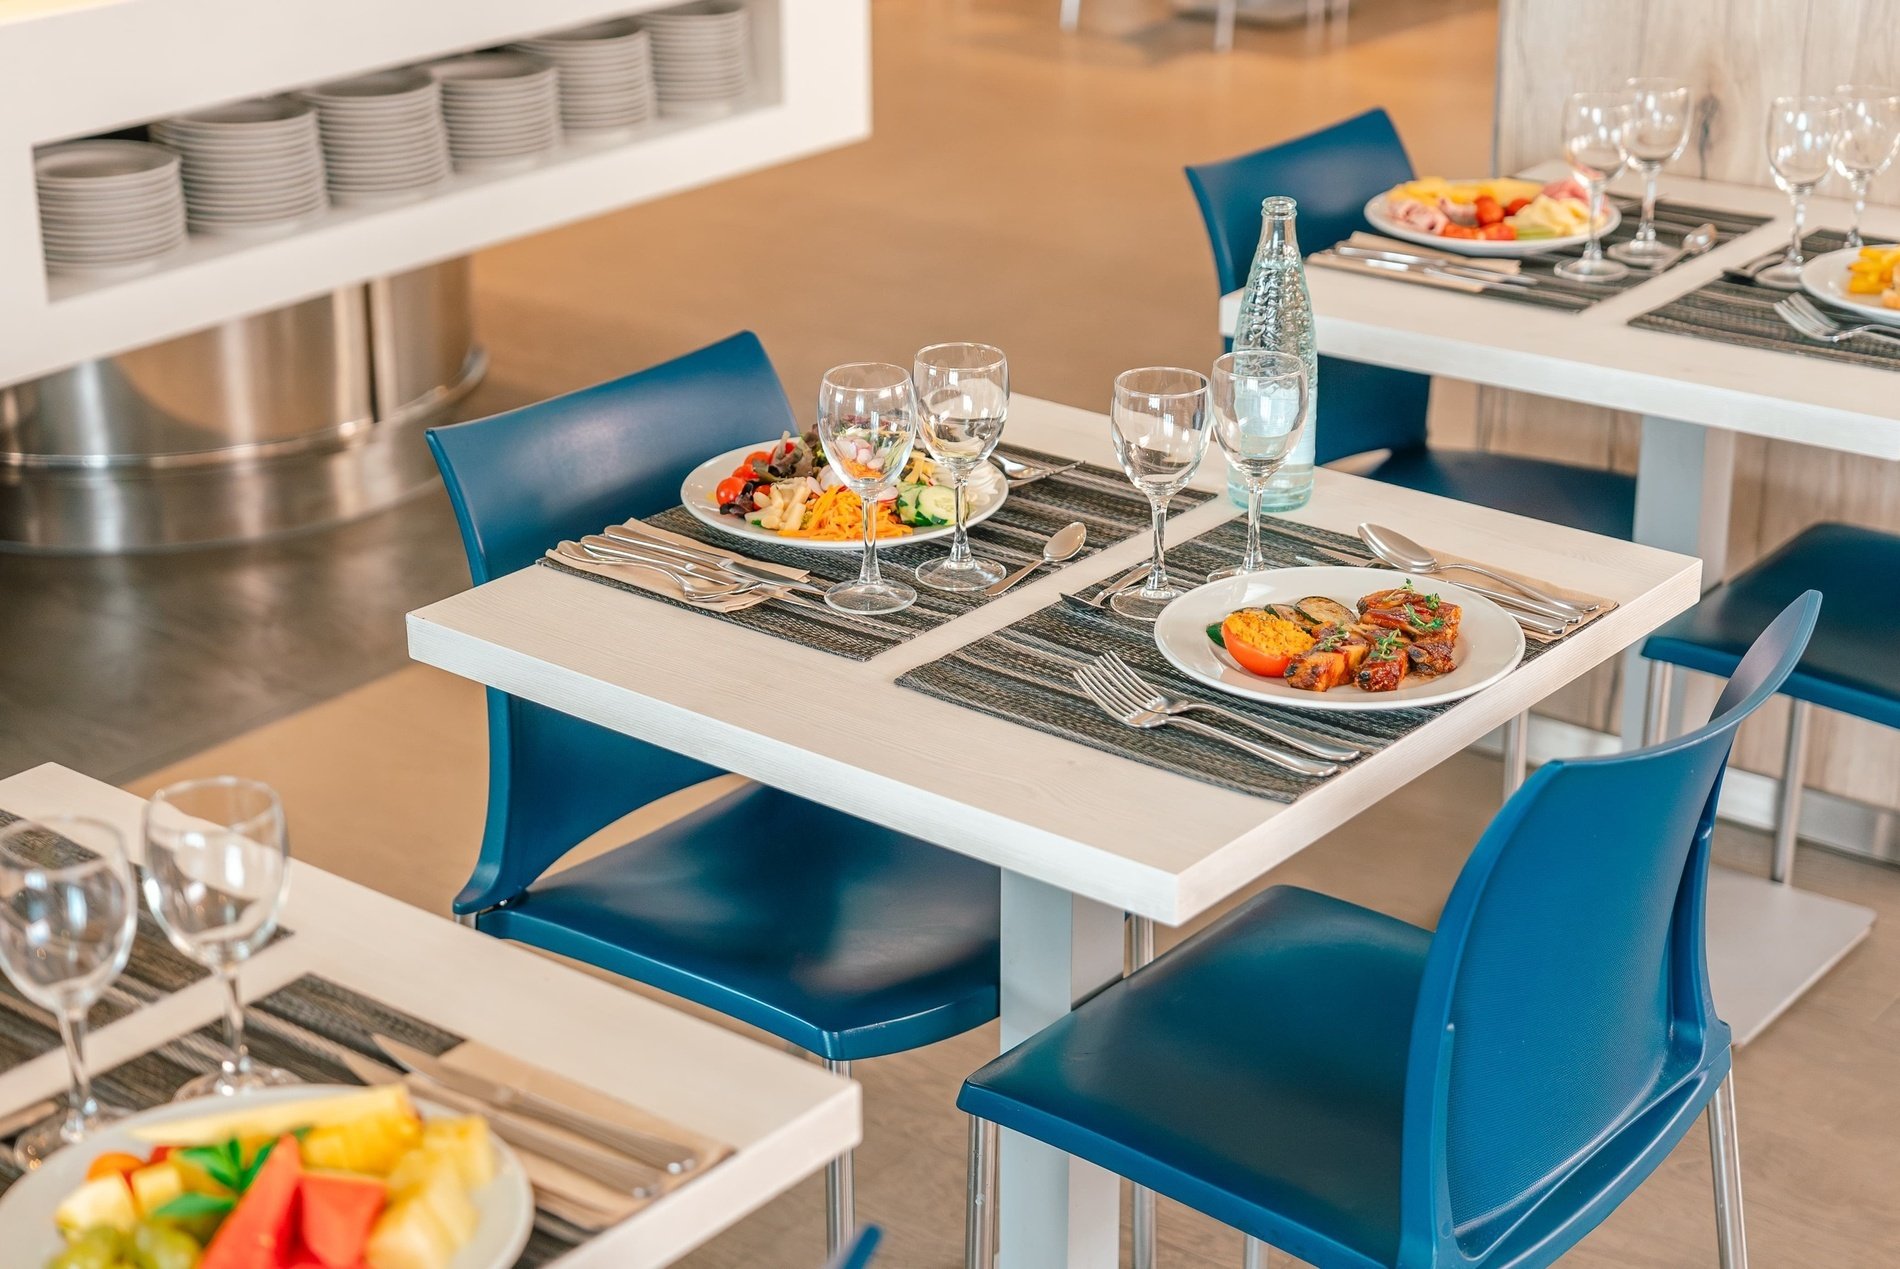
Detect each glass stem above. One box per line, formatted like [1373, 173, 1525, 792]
[1242, 479, 1267, 571]
[947, 474, 971, 566]
[221, 965, 251, 1080]
[1145, 497, 1171, 594]
[1585, 181, 1605, 261]
[1638, 166, 1660, 243]
[1849, 178, 1869, 249]
[57, 1005, 97, 1130]
[1787, 191, 1807, 266]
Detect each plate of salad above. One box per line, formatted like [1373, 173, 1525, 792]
[1364, 176, 1618, 258]
[680, 433, 1009, 552]
[0, 1084, 533, 1269]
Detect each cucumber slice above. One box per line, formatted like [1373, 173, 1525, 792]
[895, 485, 924, 525]
[915, 486, 958, 526]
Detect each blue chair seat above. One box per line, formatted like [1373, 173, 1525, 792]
[484, 781, 1000, 1061]
[961, 887, 1426, 1269]
[1645, 522, 1900, 730]
[1363, 447, 1636, 541]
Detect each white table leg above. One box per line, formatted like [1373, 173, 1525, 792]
[998, 872, 1124, 1269]
[1059, 0, 1081, 31]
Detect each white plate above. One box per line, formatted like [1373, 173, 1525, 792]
[1153, 567, 1526, 712]
[1361, 189, 1618, 259]
[1800, 247, 1900, 327]
[0, 1085, 534, 1269]
[680, 440, 1008, 552]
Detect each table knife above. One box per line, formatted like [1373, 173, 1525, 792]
[1333, 245, 1541, 286]
[375, 1035, 697, 1175]
[340, 1050, 663, 1197]
[600, 525, 802, 586]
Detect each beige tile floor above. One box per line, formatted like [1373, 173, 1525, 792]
[120, 1, 1900, 1266]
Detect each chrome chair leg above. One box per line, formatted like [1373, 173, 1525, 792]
[1128, 917, 1158, 1269]
[1059, 0, 1081, 32]
[1708, 1073, 1749, 1269]
[1501, 712, 1530, 798]
[1243, 1235, 1272, 1268]
[452, 910, 477, 929]
[1772, 701, 1810, 885]
[1213, 0, 1238, 50]
[1644, 661, 1675, 745]
[966, 1116, 998, 1269]
[824, 1058, 856, 1255]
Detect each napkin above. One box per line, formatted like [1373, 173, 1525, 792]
[1419, 547, 1617, 646]
[546, 520, 808, 611]
[1308, 251, 1486, 293]
[1346, 231, 1524, 273]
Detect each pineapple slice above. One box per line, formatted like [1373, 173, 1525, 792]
[136, 1084, 413, 1147]
[303, 1108, 425, 1176]
[363, 1198, 457, 1269]
[420, 1116, 495, 1189]
[127, 1160, 186, 1218]
[54, 1174, 138, 1237]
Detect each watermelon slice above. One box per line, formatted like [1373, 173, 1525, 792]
[298, 1170, 388, 1268]
[200, 1135, 304, 1269]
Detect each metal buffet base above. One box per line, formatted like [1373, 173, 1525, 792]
[0, 258, 484, 553]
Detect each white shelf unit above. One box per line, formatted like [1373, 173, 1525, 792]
[0, 0, 869, 386]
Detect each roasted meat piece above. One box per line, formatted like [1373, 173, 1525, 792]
[1357, 586, 1462, 642]
[1406, 638, 1457, 677]
[1284, 648, 1352, 692]
[1355, 630, 1410, 692]
[1308, 623, 1374, 674]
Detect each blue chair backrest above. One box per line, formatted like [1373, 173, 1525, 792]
[1399, 593, 1820, 1266]
[425, 331, 795, 911]
[1185, 108, 1430, 463]
[824, 1226, 881, 1269]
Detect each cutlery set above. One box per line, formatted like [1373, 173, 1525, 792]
[1319, 220, 1718, 299]
[989, 451, 1083, 487]
[1775, 291, 1900, 345]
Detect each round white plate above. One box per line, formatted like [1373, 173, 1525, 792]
[0, 1085, 534, 1269]
[680, 440, 1008, 552]
[1153, 567, 1526, 712]
[1800, 247, 1900, 327]
[1362, 190, 1618, 258]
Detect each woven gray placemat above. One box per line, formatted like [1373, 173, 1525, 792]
[1630, 229, 1900, 370]
[540, 446, 1215, 661]
[899, 518, 1556, 802]
[0, 974, 588, 1266]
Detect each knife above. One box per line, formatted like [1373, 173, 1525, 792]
[339, 1051, 664, 1197]
[375, 1035, 697, 1176]
[1333, 245, 1541, 286]
[1289, 554, 1570, 635]
[603, 524, 805, 586]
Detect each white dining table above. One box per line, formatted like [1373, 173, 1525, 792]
[0, 762, 861, 1269]
[406, 393, 1703, 1268]
[1221, 164, 1886, 1046]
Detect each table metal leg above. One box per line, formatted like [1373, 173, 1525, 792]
[1059, 0, 1081, 31]
[1127, 917, 1157, 1269]
[998, 873, 1124, 1269]
[824, 1058, 855, 1255]
[1500, 713, 1529, 799]
[1243, 1236, 1272, 1268]
[1213, 0, 1238, 48]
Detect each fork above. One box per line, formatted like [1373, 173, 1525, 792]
[1091, 654, 1369, 761]
[992, 451, 1084, 487]
[1072, 665, 1340, 777]
[1775, 293, 1900, 344]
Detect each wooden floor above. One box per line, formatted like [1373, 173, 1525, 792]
[86, 1, 1900, 1266]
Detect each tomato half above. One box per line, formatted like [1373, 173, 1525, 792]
[715, 476, 748, 505]
[1221, 613, 1297, 677]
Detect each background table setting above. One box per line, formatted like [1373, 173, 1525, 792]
[0, 763, 860, 1269]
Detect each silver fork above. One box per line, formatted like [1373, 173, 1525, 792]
[1091, 654, 1369, 761]
[992, 452, 1084, 487]
[1072, 665, 1340, 777]
[1775, 293, 1900, 344]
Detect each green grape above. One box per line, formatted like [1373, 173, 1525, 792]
[129, 1221, 202, 1269]
[45, 1226, 126, 1269]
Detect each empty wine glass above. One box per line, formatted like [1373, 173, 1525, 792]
[1555, 92, 1633, 282]
[1208, 351, 1307, 581]
[1832, 85, 1900, 250]
[1107, 367, 1212, 621]
[1759, 95, 1842, 289]
[816, 363, 918, 615]
[144, 777, 293, 1099]
[1610, 78, 1694, 267]
[0, 815, 136, 1163]
[912, 343, 1009, 592]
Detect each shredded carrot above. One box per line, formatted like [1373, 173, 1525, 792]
[778, 487, 914, 540]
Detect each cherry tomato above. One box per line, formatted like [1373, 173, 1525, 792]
[1477, 222, 1516, 241]
[1473, 195, 1504, 226]
[1504, 197, 1531, 215]
[148, 1146, 174, 1166]
[715, 476, 748, 505]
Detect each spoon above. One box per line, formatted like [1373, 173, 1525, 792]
[1357, 524, 1597, 617]
[983, 521, 1087, 597]
[1647, 222, 1717, 272]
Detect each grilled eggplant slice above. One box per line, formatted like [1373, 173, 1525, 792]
[1293, 596, 1355, 629]
[1263, 602, 1316, 630]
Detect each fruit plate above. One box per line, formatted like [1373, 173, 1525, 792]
[1799, 247, 1900, 327]
[679, 441, 1008, 552]
[0, 1085, 535, 1269]
[1361, 191, 1618, 258]
[1153, 567, 1525, 712]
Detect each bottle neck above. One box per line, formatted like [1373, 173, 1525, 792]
[1260, 209, 1298, 259]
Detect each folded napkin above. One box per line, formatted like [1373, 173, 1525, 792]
[545, 520, 807, 612]
[1309, 250, 1485, 292]
[1421, 548, 1617, 646]
[1346, 231, 1523, 273]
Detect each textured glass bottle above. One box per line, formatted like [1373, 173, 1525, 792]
[1229, 196, 1317, 511]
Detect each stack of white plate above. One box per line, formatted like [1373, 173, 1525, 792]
[509, 19, 656, 138]
[152, 97, 326, 236]
[430, 53, 561, 173]
[301, 69, 450, 206]
[645, 1, 754, 118]
[36, 140, 186, 276]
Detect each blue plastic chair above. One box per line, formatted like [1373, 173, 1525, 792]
[1644, 522, 1898, 887]
[426, 332, 1002, 1254]
[1185, 108, 1636, 540]
[825, 1225, 882, 1269]
[961, 593, 1819, 1269]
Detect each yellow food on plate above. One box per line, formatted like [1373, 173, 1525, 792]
[1846, 245, 1900, 306]
[1389, 176, 1542, 206]
[132, 1082, 414, 1146]
[778, 486, 914, 541]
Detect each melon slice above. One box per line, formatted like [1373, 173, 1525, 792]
[199, 1135, 303, 1269]
[299, 1170, 388, 1269]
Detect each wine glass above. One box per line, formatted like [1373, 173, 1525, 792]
[815, 363, 919, 615]
[1555, 92, 1633, 282]
[1207, 351, 1307, 581]
[1610, 78, 1694, 267]
[0, 816, 137, 1164]
[1107, 367, 1212, 621]
[1759, 95, 1842, 289]
[143, 777, 293, 1099]
[1832, 85, 1900, 250]
[912, 343, 1009, 592]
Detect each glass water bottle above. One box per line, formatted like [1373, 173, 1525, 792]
[1229, 196, 1317, 511]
